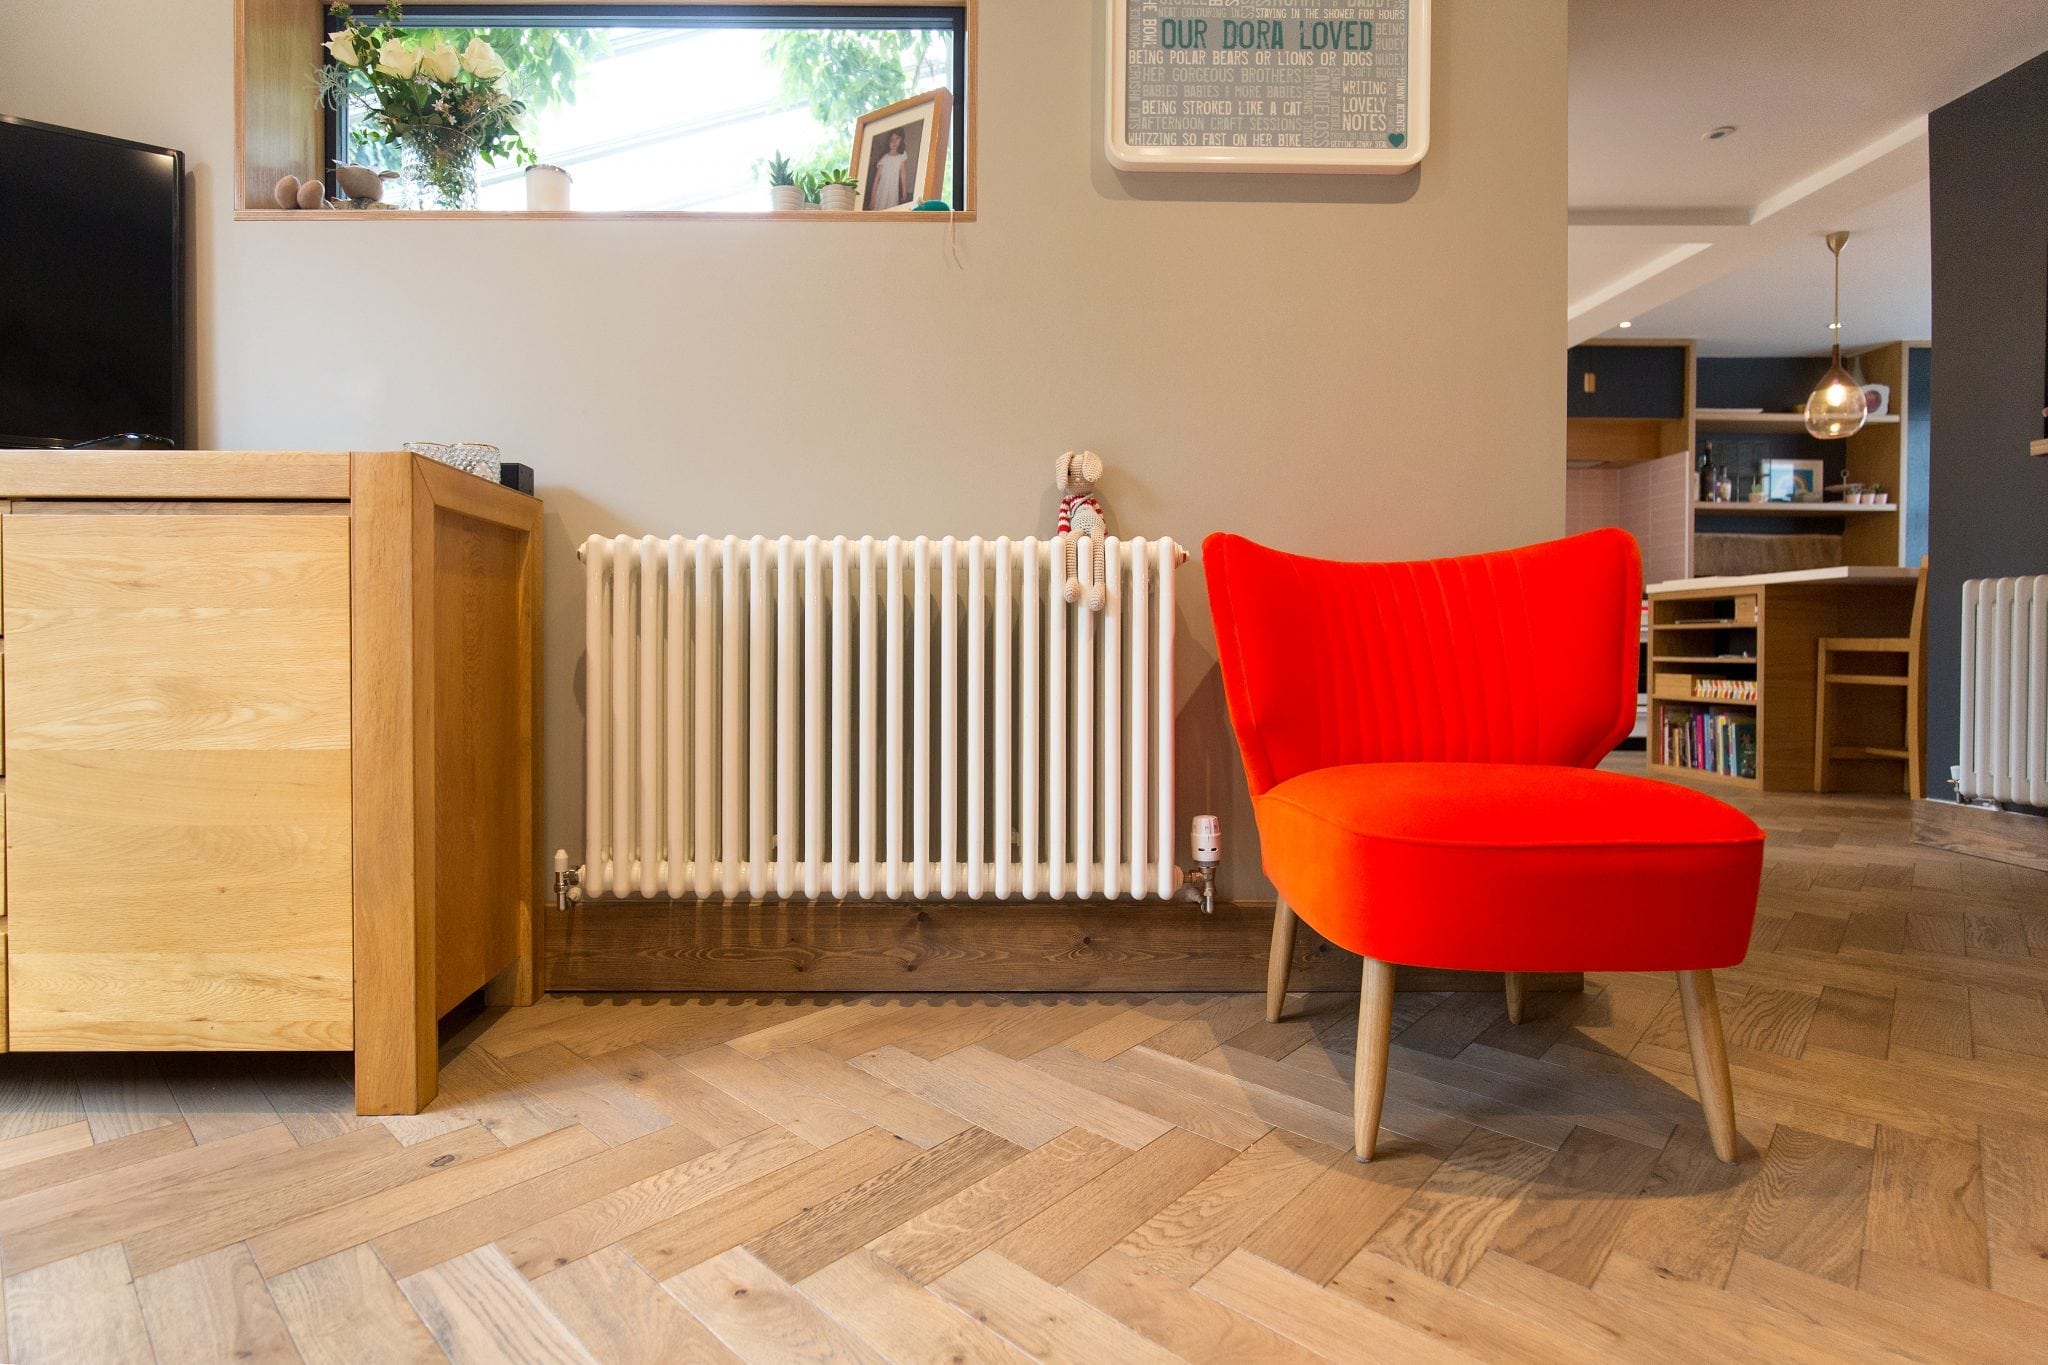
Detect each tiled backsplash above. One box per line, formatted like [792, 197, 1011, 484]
[1565, 467, 1621, 535]
[1567, 453, 1691, 584]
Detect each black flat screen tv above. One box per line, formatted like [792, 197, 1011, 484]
[0, 115, 186, 448]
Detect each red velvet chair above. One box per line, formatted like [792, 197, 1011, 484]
[1204, 529, 1763, 1163]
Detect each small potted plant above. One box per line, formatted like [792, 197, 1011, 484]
[1870, 483, 1889, 506]
[797, 171, 822, 211]
[766, 152, 801, 211]
[814, 167, 859, 212]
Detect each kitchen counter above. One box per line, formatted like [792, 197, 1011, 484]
[1648, 565, 1923, 594]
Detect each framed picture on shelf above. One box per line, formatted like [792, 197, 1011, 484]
[1760, 457, 1823, 502]
[852, 89, 952, 212]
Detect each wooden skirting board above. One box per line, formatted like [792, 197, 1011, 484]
[1913, 798, 2048, 874]
[545, 900, 1582, 996]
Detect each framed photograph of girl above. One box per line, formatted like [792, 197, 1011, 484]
[852, 89, 953, 212]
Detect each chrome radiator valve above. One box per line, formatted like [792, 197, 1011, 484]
[1185, 814, 1221, 914]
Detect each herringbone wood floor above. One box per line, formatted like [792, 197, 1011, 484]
[4, 765, 2048, 1362]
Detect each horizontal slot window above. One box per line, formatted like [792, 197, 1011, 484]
[323, 3, 967, 212]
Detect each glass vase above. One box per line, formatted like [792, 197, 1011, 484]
[398, 128, 481, 211]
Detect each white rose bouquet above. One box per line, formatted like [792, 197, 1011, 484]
[316, 1, 534, 209]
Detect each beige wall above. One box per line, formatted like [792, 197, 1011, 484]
[2, 0, 1567, 900]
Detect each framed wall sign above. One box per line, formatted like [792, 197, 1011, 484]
[1108, 0, 1430, 174]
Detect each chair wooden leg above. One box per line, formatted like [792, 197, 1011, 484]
[1677, 969, 1739, 1163]
[1504, 972, 1527, 1024]
[1266, 899, 1298, 1023]
[1813, 642, 1832, 793]
[1354, 957, 1397, 1162]
[1907, 654, 1925, 799]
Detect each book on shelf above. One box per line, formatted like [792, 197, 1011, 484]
[1659, 704, 1757, 780]
[1689, 676, 1756, 703]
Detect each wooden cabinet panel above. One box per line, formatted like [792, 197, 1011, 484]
[429, 508, 532, 1015]
[2, 514, 352, 1050]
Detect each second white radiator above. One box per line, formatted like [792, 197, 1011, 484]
[1960, 574, 2048, 806]
[581, 534, 1188, 901]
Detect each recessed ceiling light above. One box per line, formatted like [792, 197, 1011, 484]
[1704, 125, 1738, 141]
[1617, 320, 1633, 329]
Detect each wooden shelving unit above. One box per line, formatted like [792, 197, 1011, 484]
[1691, 501, 1896, 517]
[1647, 590, 1762, 788]
[1695, 409, 1901, 432]
[1690, 346, 1918, 571]
[1840, 342, 1923, 567]
[1568, 340, 1928, 587]
[1656, 654, 1759, 666]
[1646, 570, 1918, 792]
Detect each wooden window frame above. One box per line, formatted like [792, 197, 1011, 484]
[234, 0, 978, 221]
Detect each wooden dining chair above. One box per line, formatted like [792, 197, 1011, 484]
[1814, 557, 1929, 796]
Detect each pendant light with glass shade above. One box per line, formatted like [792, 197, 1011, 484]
[1804, 230, 1867, 439]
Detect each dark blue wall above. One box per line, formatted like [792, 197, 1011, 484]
[1927, 49, 2048, 795]
[1694, 356, 1831, 413]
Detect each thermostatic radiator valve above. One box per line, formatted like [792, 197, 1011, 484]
[554, 850, 583, 913]
[1185, 814, 1222, 915]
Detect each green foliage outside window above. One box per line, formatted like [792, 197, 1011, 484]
[764, 30, 951, 183]
[324, 10, 958, 205]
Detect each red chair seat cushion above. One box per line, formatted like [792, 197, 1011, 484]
[1255, 763, 1764, 973]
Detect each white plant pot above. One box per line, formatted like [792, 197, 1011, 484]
[1874, 493, 1890, 505]
[818, 184, 857, 212]
[525, 164, 572, 212]
[769, 184, 803, 212]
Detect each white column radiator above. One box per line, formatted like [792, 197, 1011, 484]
[1959, 575, 2048, 806]
[576, 534, 1189, 901]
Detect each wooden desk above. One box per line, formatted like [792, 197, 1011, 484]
[1645, 567, 1920, 793]
[0, 450, 542, 1114]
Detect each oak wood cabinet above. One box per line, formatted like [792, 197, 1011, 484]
[0, 450, 542, 1114]
[1646, 567, 1920, 794]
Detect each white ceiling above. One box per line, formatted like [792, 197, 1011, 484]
[1567, 0, 2048, 351]
[1617, 181, 1931, 357]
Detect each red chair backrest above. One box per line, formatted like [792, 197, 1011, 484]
[1203, 529, 1643, 795]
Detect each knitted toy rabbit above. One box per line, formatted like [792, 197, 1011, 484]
[1056, 450, 1109, 611]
